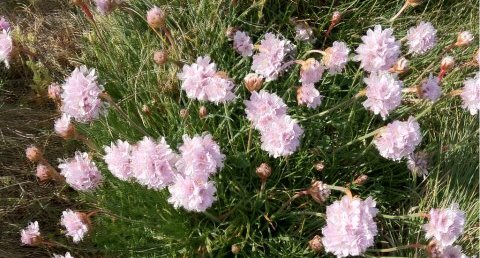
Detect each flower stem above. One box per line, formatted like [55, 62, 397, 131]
[379, 213, 428, 219]
[389, 1, 409, 23]
[203, 211, 221, 223]
[246, 124, 253, 153]
[328, 185, 353, 198]
[369, 243, 426, 253]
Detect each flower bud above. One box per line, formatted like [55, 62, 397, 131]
[231, 244, 241, 254]
[308, 235, 323, 253]
[147, 6, 166, 29]
[440, 56, 454, 72]
[226, 26, 238, 41]
[26, 146, 43, 162]
[314, 161, 325, 172]
[179, 108, 188, 119]
[390, 57, 409, 74]
[36, 164, 50, 182]
[153, 50, 168, 65]
[353, 174, 368, 185]
[331, 11, 341, 24]
[48, 83, 61, 101]
[244, 73, 264, 92]
[307, 181, 331, 203]
[407, 0, 422, 6]
[199, 106, 208, 119]
[256, 163, 271, 182]
[454, 31, 474, 47]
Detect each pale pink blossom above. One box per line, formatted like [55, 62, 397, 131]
[322, 196, 378, 257]
[54, 114, 75, 138]
[294, 23, 314, 42]
[419, 74, 441, 102]
[362, 72, 403, 119]
[60, 209, 89, 243]
[168, 175, 216, 212]
[130, 137, 177, 190]
[0, 16, 10, 31]
[374, 116, 422, 161]
[48, 83, 62, 101]
[94, 0, 122, 14]
[59, 152, 103, 191]
[438, 245, 469, 258]
[53, 252, 74, 258]
[297, 83, 323, 109]
[147, 6, 166, 29]
[0, 30, 13, 68]
[455, 31, 474, 47]
[251, 32, 295, 81]
[355, 25, 401, 72]
[233, 30, 253, 57]
[260, 115, 303, 158]
[104, 140, 133, 181]
[460, 72, 480, 115]
[244, 90, 287, 130]
[406, 21, 437, 55]
[423, 204, 466, 247]
[20, 221, 41, 246]
[61, 66, 106, 123]
[323, 41, 350, 74]
[299, 58, 324, 84]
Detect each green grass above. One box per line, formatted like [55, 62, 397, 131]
[66, 0, 480, 256]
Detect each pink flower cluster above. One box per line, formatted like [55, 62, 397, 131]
[177, 56, 235, 104]
[322, 196, 378, 257]
[460, 72, 480, 115]
[54, 114, 75, 138]
[423, 203, 466, 247]
[355, 25, 400, 72]
[251, 32, 295, 81]
[245, 90, 303, 157]
[20, 221, 41, 246]
[438, 245, 469, 258]
[323, 41, 350, 74]
[60, 209, 89, 243]
[300, 58, 324, 85]
[233, 30, 253, 57]
[297, 83, 323, 109]
[0, 16, 10, 31]
[94, 0, 122, 14]
[374, 117, 422, 161]
[104, 139, 134, 181]
[362, 72, 403, 119]
[59, 152, 103, 191]
[406, 21, 437, 55]
[0, 29, 13, 68]
[420, 74, 441, 102]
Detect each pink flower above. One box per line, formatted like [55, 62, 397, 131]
[61, 66, 106, 123]
[355, 25, 401, 72]
[175, 133, 225, 181]
[323, 41, 350, 74]
[419, 74, 441, 102]
[251, 32, 295, 81]
[0, 30, 13, 68]
[297, 83, 323, 109]
[59, 152, 103, 191]
[406, 21, 437, 55]
[374, 116, 422, 161]
[130, 137, 177, 190]
[26, 145, 43, 162]
[54, 114, 75, 139]
[423, 204, 466, 247]
[460, 72, 480, 115]
[177, 56, 235, 104]
[362, 72, 403, 119]
[0, 16, 10, 31]
[294, 23, 314, 42]
[439, 245, 468, 258]
[233, 30, 253, 57]
[53, 252, 74, 258]
[36, 164, 50, 181]
[60, 209, 89, 243]
[104, 140, 133, 181]
[94, 0, 122, 14]
[147, 6, 166, 29]
[168, 175, 216, 212]
[20, 221, 41, 246]
[299, 58, 324, 84]
[244, 90, 287, 130]
[48, 83, 62, 101]
[260, 115, 303, 158]
[322, 196, 378, 257]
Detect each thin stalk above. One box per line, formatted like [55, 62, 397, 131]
[380, 213, 428, 219]
[369, 243, 426, 253]
[328, 185, 353, 198]
[389, 1, 409, 23]
[246, 124, 253, 153]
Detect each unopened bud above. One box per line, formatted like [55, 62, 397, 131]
[26, 146, 43, 162]
[307, 181, 331, 203]
[244, 73, 264, 92]
[36, 164, 50, 182]
[256, 163, 271, 182]
[390, 57, 409, 74]
[153, 50, 168, 65]
[199, 106, 208, 119]
[353, 175, 368, 185]
[331, 11, 341, 24]
[454, 31, 474, 47]
[48, 83, 61, 101]
[231, 244, 241, 254]
[147, 6, 166, 29]
[179, 108, 188, 119]
[308, 235, 323, 253]
[314, 161, 325, 172]
[440, 56, 455, 71]
[226, 26, 238, 41]
[142, 104, 151, 115]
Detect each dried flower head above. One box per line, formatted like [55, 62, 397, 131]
[418, 74, 441, 102]
[374, 117, 422, 161]
[48, 83, 62, 101]
[460, 72, 480, 115]
[390, 57, 409, 74]
[233, 30, 254, 57]
[323, 41, 350, 74]
[168, 175, 216, 212]
[314, 161, 325, 171]
[353, 174, 369, 185]
[244, 73, 264, 92]
[299, 58, 324, 85]
[297, 83, 323, 109]
[423, 203, 466, 247]
[104, 140, 133, 181]
[354, 25, 401, 72]
[179, 108, 188, 118]
[59, 152, 103, 191]
[153, 50, 168, 65]
[309, 235, 323, 253]
[225, 26, 238, 41]
[256, 163, 272, 182]
[455, 31, 474, 47]
[294, 22, 314, 42]
[199, 105, 208, 118]
[147, 6, 166, 29]
[20, 221, 41, 246]
[61, 209, 89, 243]
[94, 0, 122, 14]
[231, 244, 241, 254]
[260, 115, 303, 158]
[26, 145, 43, 162]
[406, 21, 437, 55]
[331, 11, 341, 24]
[244, 90, 287, 130]
[0, 30, 13, 68]
[307, 181, 331, 203]
[407, 151, 429, 178]
[362, 72, 403, 119]
[54, 114, 76, 139]
[0, 16, 10, 31]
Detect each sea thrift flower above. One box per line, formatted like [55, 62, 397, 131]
[60, 209, 89, 243]
[175, 133, 225, 180]
[26, 145, 43, 162]
[48, 83, 62, 101]
[256, 163, 271, 182]
[309, 235, 323, 253]
[322, 196, 378, 257]
[147, 6, 166, 29]
[36, 164, 50, 182]
[440, 56, 455, 72]
[244, 90, 287, 130]
[130, 137, 177, 190]
[0, 30, 13, 68]
[423, 203, 466, 247]
[362, 72, 403, 119]
[94, 0, 122, 14]
[419, 74, 441, 102]
[59, 152, 103, 191]
[355, 25, 401, 72]
[406, 21, 437, 55]
[294, 22, 314, 42]
[407, 151, 429, 178]
[233, 30, 253, 57]
[454, 31, 474, 47]
[299, 58, 324, 84]
[374, 117, 422, 161]
[307, 181, 331, 203]
[297, 83, 323, 109]
[153, 50, 168, 65]
[168, 175, 216, 212]
[61, 66, 106, 123]
[251, 32, 295, 81]
[244, 73, 264, 92]
[390, 57, 409, 74]
[0, 16, 10, 31]
[439, 245, 468, 258]
[20, 221, 41, 246]
[260, 115, 303, 158]
[53, 252, 74, 258]
[460, 72, 480, 115]
[323, 41, 350, 74]
[54, 114, 75, 139]
[104, 140, 133, 181]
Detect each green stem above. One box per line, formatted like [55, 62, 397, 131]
[203, 211, 221, 223]
[328, 185, 353, 198]
[389, 1, 409, 23]
[101, 93, 150, 136]
[379, 213, 428, 219]
[369, 243, 426, 253]
[246, 124, 253, 153]
[301, 97, 357, 122]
